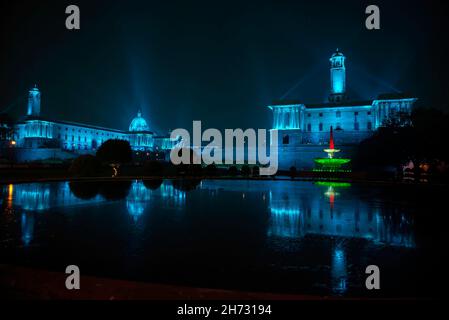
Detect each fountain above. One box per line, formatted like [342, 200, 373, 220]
[313, 126, 351, 172]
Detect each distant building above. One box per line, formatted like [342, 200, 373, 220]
[6, 85, 174, 162]
[268, 49, 417, 170]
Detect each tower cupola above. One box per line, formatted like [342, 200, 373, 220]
[329, 49, 347, 103]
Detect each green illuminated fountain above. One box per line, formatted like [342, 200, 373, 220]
[314, 126, 351, 172]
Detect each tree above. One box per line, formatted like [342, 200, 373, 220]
[96, 139, 132, 164]
[252, 166, 260, 177]
[69, 155, 102, 177]
[0, 113, 14, 141]
[353, 107, 449, 170]
[241, 165, 250, 176]
[205, 164, 218, 176]
[99, 181, 132, 200]
[228, 166, 238, 176]
[289, 166, 297, 178]
[144, 160, 165, 176]
[69, 181, 100, 199]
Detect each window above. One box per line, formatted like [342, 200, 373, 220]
[336, 123, 342, 130]
[354, 122, 360, 131]
[319, 123, 323, 131]
[307, 123, 311, 132]
[367, 122, 372, 130]
[319, 112, 323, 117]
[307, 113, 311, 117]
[282, 135, 290, 145]
[354, 112, 359, 116]
[367, 111, 371, 115]
[336, 111, 341, 118]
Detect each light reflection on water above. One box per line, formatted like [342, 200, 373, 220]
[2, 180, 415, 248]
[1, 179, 419, 296]
[199, 180, 414, 248]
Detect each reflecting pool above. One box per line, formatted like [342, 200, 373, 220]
[0, 179, 446, 297]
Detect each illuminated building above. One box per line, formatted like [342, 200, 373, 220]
[269, 49, 417, 170]
[7, 85, 174, 162]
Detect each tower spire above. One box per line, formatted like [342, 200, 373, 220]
[27, 85, 41, 117]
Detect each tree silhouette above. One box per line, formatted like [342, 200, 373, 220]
[96, 139, 132, 164]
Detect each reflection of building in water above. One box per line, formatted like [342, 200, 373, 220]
[2, 182, 104, 246]
[268, 192, 301, 238]
[126, 181, 151, 222]
[268, 184, 414, 248]
[4, 182, 104, 212]
[21, 212, 34, 246]
[159, 181, 186, 208]
[125, 181, 187, 220]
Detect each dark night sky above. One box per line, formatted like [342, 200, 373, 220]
[1, 0, 449, 133]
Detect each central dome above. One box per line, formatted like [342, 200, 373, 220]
[129, 109, 150, 132]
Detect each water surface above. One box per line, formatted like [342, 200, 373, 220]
[0, 179, 445, 298]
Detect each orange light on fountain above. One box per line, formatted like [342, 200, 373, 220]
[7, 184, 14, 209]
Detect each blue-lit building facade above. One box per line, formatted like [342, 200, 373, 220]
[269, 50, 417, 170]
[8, 86, 174, 162]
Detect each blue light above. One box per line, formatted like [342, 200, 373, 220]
[21, 212, 34, 246]
[24, 120, 54, 139]
[159, 181, 186, 208]
[331, 247, 347, 294]
[329, 50, 346, 95]
[129, 110, 150, 132]
[126, 181, 151, 221]
[268, 105, 302, 130]
[27, 85, 41, 116]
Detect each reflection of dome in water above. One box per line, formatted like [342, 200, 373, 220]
[126, 201, 146, 222]
[129, 109, 150, 132]
[126, 181, 151, 222]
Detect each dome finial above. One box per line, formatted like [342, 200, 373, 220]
[137, 108, 142, 117]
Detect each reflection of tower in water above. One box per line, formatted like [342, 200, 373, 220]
[21, 212, 34, 246]
[331, 246, 347, 294]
